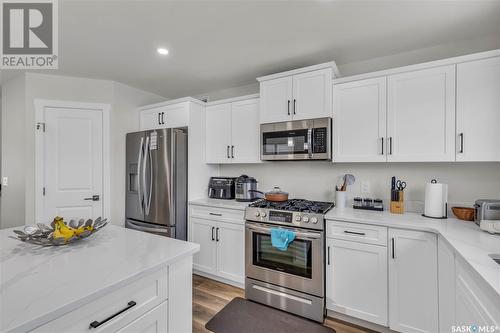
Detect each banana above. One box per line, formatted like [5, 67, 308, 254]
[52, 217, 76, 242]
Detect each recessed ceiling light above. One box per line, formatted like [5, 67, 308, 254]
[157, 48, 169, 55]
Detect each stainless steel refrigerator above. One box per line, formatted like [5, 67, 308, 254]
[125, 128, 188, 240]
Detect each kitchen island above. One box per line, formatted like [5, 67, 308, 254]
[0, 225, 199, 333]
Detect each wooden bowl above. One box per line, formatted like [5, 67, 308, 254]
[451, 207, 475, 221]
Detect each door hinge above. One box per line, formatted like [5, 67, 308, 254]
[42, 187, 46, 196]
[36, 123, 46, 132]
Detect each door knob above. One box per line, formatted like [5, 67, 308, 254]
[84, 195, 100, 201]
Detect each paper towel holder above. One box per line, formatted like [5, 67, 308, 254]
[422, 179, 448, 219]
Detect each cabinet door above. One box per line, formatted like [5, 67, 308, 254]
[140, 109, 165, 130]
[388, 229, 438, 333]
[326, 238, 388, 326]
[231, 98, 261, 163]
[457, 56, 500, 161]
[333, 77, 387, 162]
[387, 65, 455, 162]
[259, 76, 293, 124]
[190, 218, 217, 274]
[216, 221, 245, 284]
[116, 301, 167, 333]
[205, 103, 232, 163]
[292, 68, 333, 121]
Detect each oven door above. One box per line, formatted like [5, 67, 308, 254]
[245, 221, 324, 297]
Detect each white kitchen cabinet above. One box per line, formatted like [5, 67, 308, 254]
[259, 66, 333, 124]
[189, 204, 245, 286]
[116, 301, 167, 333]
[205, 103, 232, 163]
[325, 238, 388, 326]
[259, 77, 293, 124]
[292, 68, 333, 121]
[216, 221, 245, 284]
[191, 217, 218, 275]
[388, 229, 438, 333]
[205, 97, 260, 164]
[333, 77, 387, 162]
[140, 102, 190, 130]
[455, 256, 500, 327]
[456, 56, 500, 161]
[387, 65, 456, 162]
[231, 98, 260, 163]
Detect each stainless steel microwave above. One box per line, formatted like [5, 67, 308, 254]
[260, 117, 331, 161]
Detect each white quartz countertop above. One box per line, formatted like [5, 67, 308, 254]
[0, 225, 199, 332]
[325, 208, 500, 296]
[189, 198, 251, 211]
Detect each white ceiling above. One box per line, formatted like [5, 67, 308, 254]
[1, 0, 499, 98]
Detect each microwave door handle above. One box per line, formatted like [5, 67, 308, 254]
[307, 128, 313, 158]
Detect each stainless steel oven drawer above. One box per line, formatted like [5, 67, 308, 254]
[246, 278, 324, 323]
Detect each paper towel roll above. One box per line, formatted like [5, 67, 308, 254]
[424, 180, 448, 218]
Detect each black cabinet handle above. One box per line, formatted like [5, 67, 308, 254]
[211, 227, 215, 241]
[381, 137, 384, 155]
[231, 145, 234, 159]
[216, 227, 220, 242]
[287, 100, 290, 116]
[391, 238, 395, 259]
[158, 113, 161, 125]
[89, 301, 136, 329]
[389, 137, 393, 155]
[459, 133, 464, 153]
[327, 246, 331, 265]
[344, 230, 366, 236]
[293, 99, 296, 115]
[162, 112, 165, 125]
[209, 212, 222, 216]
[227, 146, 230, 159]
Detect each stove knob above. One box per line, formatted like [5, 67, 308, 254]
[261, 212, 267, 217]
[255, 211, 260, 217]
[295, 215, 301, 222]
[302, 216, 310, 223]
[311, 217, 318, 224]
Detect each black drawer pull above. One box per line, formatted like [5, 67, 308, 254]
[344, 230, 366, 236]
[209, 212, 222, 216]
[89, 301, 136, 329]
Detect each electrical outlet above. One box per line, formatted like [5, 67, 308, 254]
[361, 181, 370, 194]
[2, 177, 8, 187]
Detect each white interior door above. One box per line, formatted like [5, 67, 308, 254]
[43, 107, 103, 221]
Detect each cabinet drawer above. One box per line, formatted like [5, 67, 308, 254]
[31, 267, 168, 333]
[327, 220, 387, 246]
[190, 205, 244, 224]
[115, 301, 167, 333]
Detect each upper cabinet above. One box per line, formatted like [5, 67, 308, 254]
[139, 102, 190, 130]
[456, 56, 500, 161]
[387, 65, 456, 162]
[334, 77, 387, 162]
[258, 64, 336, 124]
[205, 96, 260, 164]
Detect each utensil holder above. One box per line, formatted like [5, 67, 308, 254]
[390, 190, 404, 214]
[335, 191, 347, 209]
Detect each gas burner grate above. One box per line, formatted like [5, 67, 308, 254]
[249, 199, 334, 214]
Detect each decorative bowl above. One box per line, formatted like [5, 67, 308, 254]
[451, 207, 475, 221]
[13, 217, 109, 246]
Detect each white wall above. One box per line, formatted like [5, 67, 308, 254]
[220, 162, 500, 212]
[0, 73, 165, 228]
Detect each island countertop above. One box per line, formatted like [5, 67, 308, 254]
[0, 225, 199, 332]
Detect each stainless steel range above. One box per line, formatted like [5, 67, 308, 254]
[244, 199, 334, 322]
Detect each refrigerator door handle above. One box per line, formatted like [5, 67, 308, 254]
[170, 131, 177, 229]
[136, 137, 144, 214]
[143, 136, 153, 216]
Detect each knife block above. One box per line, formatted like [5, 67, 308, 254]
[390, 190, 404, 214]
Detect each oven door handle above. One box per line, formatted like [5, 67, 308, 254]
[246, 224, 322, 239]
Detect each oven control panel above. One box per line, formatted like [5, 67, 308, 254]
[245, 207, 324, 231]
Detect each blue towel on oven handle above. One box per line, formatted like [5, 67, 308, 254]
[270, 228, 296, 251]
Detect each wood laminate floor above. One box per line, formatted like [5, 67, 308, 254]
[192, 274, 375, 333]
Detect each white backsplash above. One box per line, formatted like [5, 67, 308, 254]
[220, 162, 500, 214]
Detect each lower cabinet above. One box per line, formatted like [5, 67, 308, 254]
[190, 215, 245, 285]
[325, 238, 388, 326]
[388, 228, 438, 333]
[116, 301, 167, 333]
